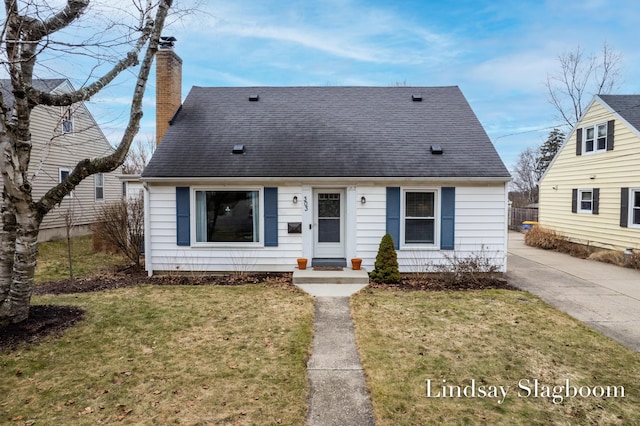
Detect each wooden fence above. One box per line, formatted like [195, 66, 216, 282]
[509, 207, 538, 230]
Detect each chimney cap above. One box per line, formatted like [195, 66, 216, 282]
[159, 36, 177, 49]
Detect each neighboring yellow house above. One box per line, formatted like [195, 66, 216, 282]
[0, 79, 122, 241]
[539, 95, 640, 251]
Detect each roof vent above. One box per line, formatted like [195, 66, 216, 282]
[430, 144, 443, 155]
[248, 94, 259, 101]
[232, 144, 245, 154]
[412, 95, 423, 102]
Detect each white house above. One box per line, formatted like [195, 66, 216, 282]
[141, 65, 510, 275]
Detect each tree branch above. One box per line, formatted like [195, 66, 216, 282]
[35, 0, 173, 218]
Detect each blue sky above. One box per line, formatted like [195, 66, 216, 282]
[86, 0, 640, 170]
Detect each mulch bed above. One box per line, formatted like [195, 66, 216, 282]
[1, 269, 514, 353]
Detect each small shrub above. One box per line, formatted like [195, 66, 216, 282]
[92, 198, 144, 269]
[624, 252, 640, 270]
[588, 249, 624, 265]
[370, 233, 400, 284]
[436, 247, 502, 286]
[524, 226, 560, 250]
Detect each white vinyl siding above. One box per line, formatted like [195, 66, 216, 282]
[146, 182, 508, 274]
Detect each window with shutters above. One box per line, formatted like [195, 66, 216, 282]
[581, 122, 610, 154]
[402, 189, 439, 246]
[194, 189, 261, 244]
[578, 189, 593, 214]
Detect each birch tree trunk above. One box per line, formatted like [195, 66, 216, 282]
[0, 0, 174, 325]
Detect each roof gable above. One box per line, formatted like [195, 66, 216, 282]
[597, 95, 640, 136]
[142, 86, 510, 179]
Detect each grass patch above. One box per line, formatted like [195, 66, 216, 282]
[352, 288, 640, 425]
[36, 235, 126, 284]
[0, 284, 314, 425]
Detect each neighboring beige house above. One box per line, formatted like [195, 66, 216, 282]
[0, 79, 122, 241]
[539, 95, 640, 251]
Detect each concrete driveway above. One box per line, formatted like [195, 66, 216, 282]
[507, 231, 640, 352]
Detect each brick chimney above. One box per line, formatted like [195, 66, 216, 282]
[155, 38, 182, 146]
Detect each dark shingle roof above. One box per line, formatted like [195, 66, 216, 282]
[0, 79, 67, 105]
[598, 95, 640, 132]
[142, 86, 509, 179]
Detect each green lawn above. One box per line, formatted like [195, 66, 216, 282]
[352, 287, 640, 425]
[36, 235, 127, 284]
[1, 284, 314, 425]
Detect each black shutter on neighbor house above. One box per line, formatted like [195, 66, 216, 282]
[607, 120, 615, 151]
[592, 188, 600, 215]
[176, 187, 190, 246]
[572, 189, 578, 213]
[386, 187, 400, 250]
[576, 128, 583, 156]
[264, 187, 278, 247]
[620, 187, 629, 227]
[440, 187, 455, 250]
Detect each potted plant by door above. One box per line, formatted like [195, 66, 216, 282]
[297, 258, 308, 270]
[351, 258, 362, 270]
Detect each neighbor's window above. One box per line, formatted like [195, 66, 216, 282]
[583, 123, 607, 153]
[195, 190, 260, 243]
[61, 106, 74, 134]
[404, 190, 436, 244]
[59, 168, 72, 198]
[631, 189, 640, 227]
[578, 189, 593, 213]
[95, 173, 104, 201]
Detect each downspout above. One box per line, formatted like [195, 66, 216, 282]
[143, 182, 153, 276]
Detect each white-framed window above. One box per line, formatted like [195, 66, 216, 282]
[58, 168, 72, 198]
[578, 189, 593, 213]
[402, 189, 438, 246]
[583, 122, 607, 154]
[95, 173, 104, 201]
[630, 188, 640, 228]
[193, 188, 261, 244]
[61, 106, 74, 134]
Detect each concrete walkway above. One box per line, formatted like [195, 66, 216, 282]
[507, 231, 640, 352]
[295, 284, 375, 425]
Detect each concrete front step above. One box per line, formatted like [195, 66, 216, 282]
[293, 268, 370, 285]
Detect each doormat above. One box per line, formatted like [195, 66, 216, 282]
[312, 266, 344, 271]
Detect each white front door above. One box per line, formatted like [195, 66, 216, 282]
[313, 189, 345, 258]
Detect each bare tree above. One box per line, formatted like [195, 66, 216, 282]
[511, 146, 541, 206]
[546, 43, 622, 128]
[0, 0, 173, 325]
[93, 197, 144, 269]
[123, 136, 156, 174]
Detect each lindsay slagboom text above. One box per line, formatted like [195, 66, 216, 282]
[426, 379, 625, 405]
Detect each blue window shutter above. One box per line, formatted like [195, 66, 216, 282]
[176, 187, 190, 246]
[440, 187, 455, 250]
[264, 187, 278, 247]
[386, 187, 400, 249]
